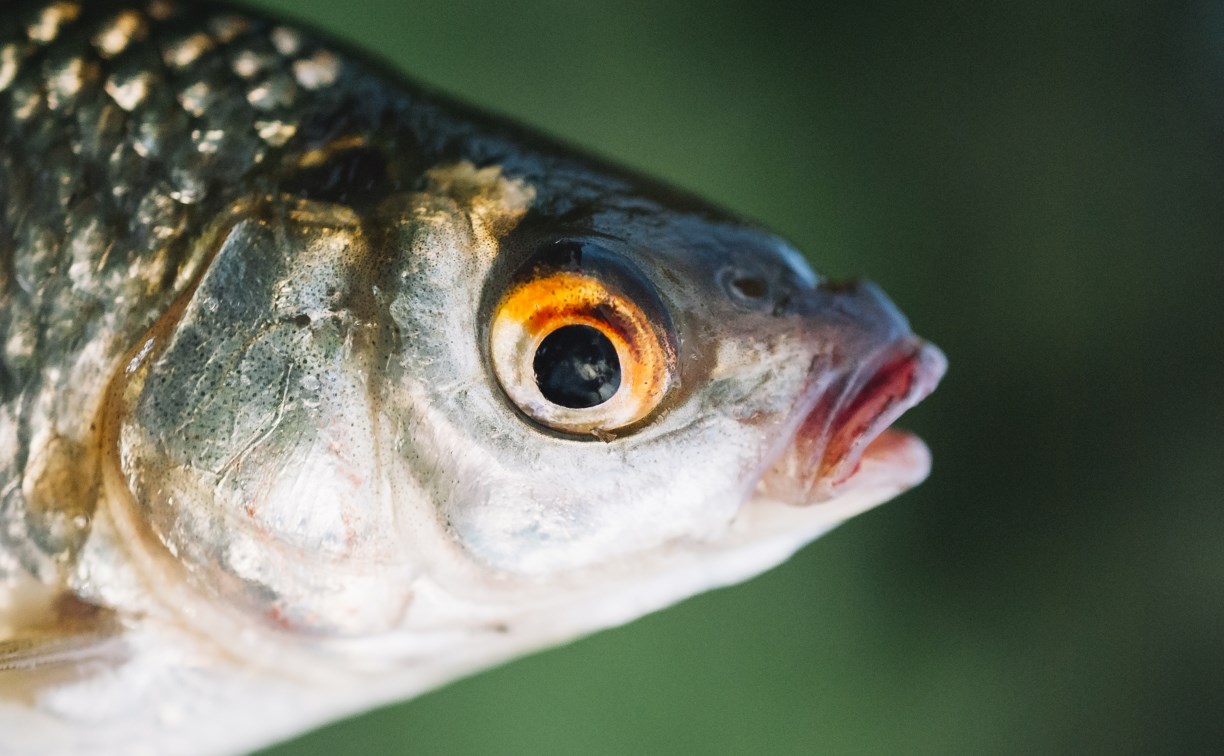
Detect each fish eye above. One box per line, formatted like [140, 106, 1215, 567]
[489, 240, 675, 436]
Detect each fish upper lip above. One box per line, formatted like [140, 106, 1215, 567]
[758, 337, 947, 504]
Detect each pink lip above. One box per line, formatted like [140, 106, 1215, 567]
[761, 339, 946, 504]
[812, 340, 945, 490]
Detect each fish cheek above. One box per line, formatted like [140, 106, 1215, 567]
[99, 200, 415, 637]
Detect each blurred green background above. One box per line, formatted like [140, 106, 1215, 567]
[246, 0, 1224, 753]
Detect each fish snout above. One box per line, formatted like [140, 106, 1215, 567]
[812, 277, 914, 347]
[753, 273, 946, 504]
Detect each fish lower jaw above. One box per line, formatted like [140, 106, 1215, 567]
[697, 429, 933, 587]
[753, 426, 932, 510]
[752, 337, 945, 508]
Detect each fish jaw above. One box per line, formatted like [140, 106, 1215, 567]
[757, 337, 947, 508]
[647, 342, 948, 597]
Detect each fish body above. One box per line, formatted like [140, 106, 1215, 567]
[0, 1, 945, 753]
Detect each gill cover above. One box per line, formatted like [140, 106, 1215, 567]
[105, 199, 415, 636]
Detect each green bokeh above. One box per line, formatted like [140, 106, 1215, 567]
[245, 0, 1224, 753]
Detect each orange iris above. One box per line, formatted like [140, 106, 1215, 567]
[489, 270, 673, 436]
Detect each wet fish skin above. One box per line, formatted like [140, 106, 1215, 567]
[0, 1, 944, 753]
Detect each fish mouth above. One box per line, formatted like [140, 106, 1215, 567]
[757, 338, 947, 505]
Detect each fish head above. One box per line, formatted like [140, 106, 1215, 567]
[106, 155, 943, 666]
[363, 159, 946, 642]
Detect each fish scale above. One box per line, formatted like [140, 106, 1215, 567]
[0, 0, 435, 582]
[0, 1, 943, 753]
[1, 0, 319, 580]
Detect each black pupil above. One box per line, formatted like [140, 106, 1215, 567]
[533, 325, 622, 409]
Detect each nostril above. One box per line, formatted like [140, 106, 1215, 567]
[719, 267, 772, 307]
[729, 275, 768, 300]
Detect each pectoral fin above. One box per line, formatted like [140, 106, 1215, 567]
[0, 587, 126, 703]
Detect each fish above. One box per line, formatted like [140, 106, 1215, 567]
[0, 0, 946, 753]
